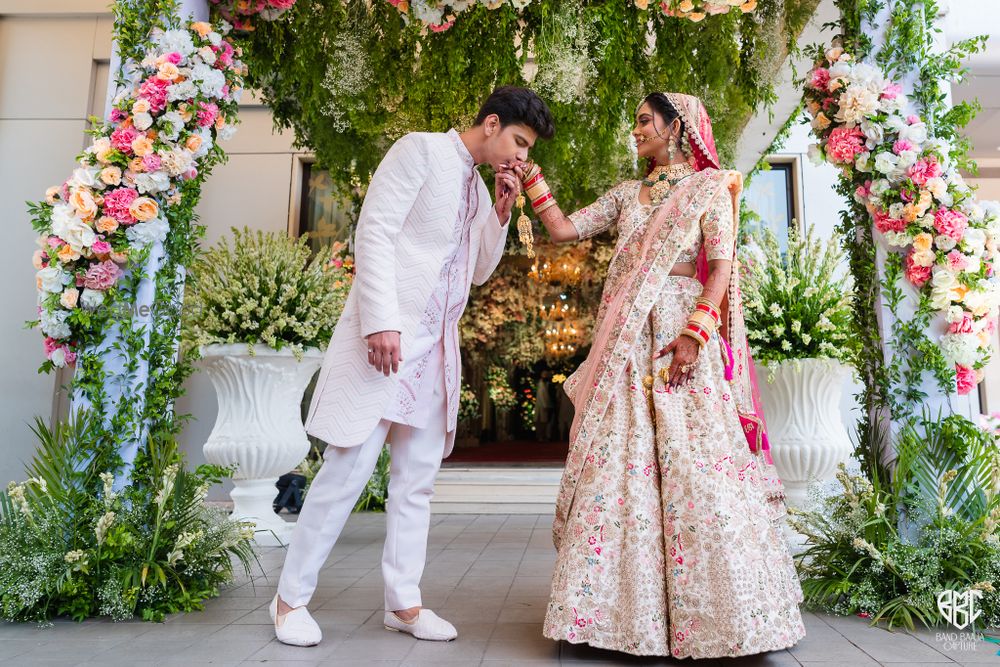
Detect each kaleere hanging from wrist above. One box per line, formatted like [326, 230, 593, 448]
[516, 193, 535, 258]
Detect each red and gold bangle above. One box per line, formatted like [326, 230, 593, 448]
[532, 191, 555, 210]
[688, 310, 718, 333]
[694, 298, 721, 325]
[680, 323, 710, 347]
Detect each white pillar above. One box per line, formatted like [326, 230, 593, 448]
[72, 0, 210, 489]
[863, 0, 978, 454]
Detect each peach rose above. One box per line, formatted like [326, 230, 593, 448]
[110, 250, 129, 264]
[185, 134, 203, 152]
[32, 250, 46, 269]
[129, 196, 159, 222]
[129, 157, 146, 173]
[911, 249, 936, 267]
[69, 188, 98, 220]
[157, 62, 180, 82]
[96, 216, 119, 234]
[688, 11, 706, 21]
[132, 136, 154, 157]
[58, 244, 81, 263]
[902, 203, 920, 223]
[740, 0, 757, 11]
[679, 0, 694, 10]
[633, 0, 649, 8]
[178, 104, 193, 122]
[191, 21, 212, 37]
[45, 186, 61, 204]
[60, 287, 80, 309]
[912, 233, 933, 252]
[133, 98, 151, 115]
[100, 166, 123, 186]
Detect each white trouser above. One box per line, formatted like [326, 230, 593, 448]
[277, 384, 447, 611]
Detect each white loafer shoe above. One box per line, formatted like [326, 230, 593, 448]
[269, 594, 322, 647]
[383, 609, 457, 641]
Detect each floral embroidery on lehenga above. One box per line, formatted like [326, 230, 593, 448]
[544, 169, 806, 658]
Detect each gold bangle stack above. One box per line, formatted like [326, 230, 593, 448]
[681, 297, 721, 347]
[521, 162, 557, 214]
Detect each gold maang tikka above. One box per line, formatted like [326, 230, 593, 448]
[516, 192, 535, 258]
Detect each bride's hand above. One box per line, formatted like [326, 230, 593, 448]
[653, 336, 701, 389]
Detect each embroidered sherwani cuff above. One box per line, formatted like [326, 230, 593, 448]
[473, 208, 511, 286]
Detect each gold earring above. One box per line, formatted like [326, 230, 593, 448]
[667, 137, 678, 162]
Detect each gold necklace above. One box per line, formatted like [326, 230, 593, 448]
[642, 163, 696, 204]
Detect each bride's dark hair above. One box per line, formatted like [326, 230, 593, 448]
[641, 93, 686, 175]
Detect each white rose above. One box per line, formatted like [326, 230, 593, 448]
[871, 179, 891, 197]
[829, 60, 852, 78]
[133, 112, 154, 131]
[50, 347, 67, 368]
[134, 170, 171, 195]
[198, 46, 217, 66]
[126, 217, 169, 248]
[963, 288, 992, 317]
[911, 249, 936, 267]
[889, 202, 905, 219]
[874, 151, 899, 175]
[861, 118, 884, 145]
[884, 114, 907, 133]
[855, 151, 872, 172]
[916, 214, 935, 229]
[69, 166, 99, 189]
[208, 32, 222, 47]
[80, 288, 106, 310]
[935, 235, 957, 252]
[946, 306, 964, 323]
[899, 122, 928, 145]
[962, 228, 987, 255]
[36, 266, 73, 293]
[884, 231, 912, 247]
[967, 203, 985, 224]
[50, 207, 96, 251]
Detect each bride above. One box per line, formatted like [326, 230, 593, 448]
[516, 92, 805, 658]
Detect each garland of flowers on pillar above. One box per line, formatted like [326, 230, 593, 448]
[801, 5, 997, 417]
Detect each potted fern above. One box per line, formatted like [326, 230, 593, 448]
[183, 229, 352, 545]
[741, 223, 858, 508]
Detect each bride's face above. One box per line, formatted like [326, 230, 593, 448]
[632, 102, 677, 160]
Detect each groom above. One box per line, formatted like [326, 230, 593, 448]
[270, 87, 554, 646]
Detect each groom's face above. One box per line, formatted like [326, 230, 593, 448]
[484, 117, 537, 172]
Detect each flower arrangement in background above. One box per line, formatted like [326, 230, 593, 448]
[0, 415, 255, 622]
[458, 383, 481, 423]
[209, 0, 296, 32]
[520, 387, 536, 433]
[654, 0, 758, 21]
[804, 46, 1000, 394]
[486, 366, 517, 412]
[385, 0, 756, 32]
[28, 21, 245, 371]
[182, 229, 344, 359]
[742, 224, 856, 367]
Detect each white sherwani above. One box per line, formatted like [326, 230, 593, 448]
[280, 131, 510, 613]
[304, 130, 509, 458]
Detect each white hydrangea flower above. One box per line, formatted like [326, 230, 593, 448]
[126, 217, 170, 248]
[80, 288, 105, 310]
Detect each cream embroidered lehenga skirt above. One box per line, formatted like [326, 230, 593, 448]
[543, 276, 806, 659]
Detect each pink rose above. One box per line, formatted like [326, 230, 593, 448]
[956, 364, 977, 395]
[138, 77, 169, 113]
[874, 209, 906, 234]
[110, 125, 140, 153]
[934, 208, 969, 242]
[102, 187, 140, 225]
[164, 52, 182, 65]
[43, 337, 60, 355]
[63, 348, 78, 366]
[809, 67, 830, 92]
[946, 250, 968, 273]
[267, 0, 296, 9]
[47, 236, 63, 248]
[855, 180, 872, 200]
[91, 240, 112, 255]
[949, 312, 975, 335]
[892, 139, 915, 154]
[904, 251, 932, 287]
[142, 153, 162, 172]
[825, 126, 866, 165]
[907, 156, 941, 187]
[83, 259, 122, 291]
[822, 97, 835, 111]
[429, 20, 455, 33]
[219, 42, 234, 67]
[900, 189, 914, 202]
[196, 101, 219, 127]
[907, 115, 921, 125]
[109, 107, 128, 123]
[881, 83, 903, 100]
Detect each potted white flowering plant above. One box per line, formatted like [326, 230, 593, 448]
[741, 223, 858, 507]
[183, 229, 352, 544]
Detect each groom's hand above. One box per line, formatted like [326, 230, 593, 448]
[493, 166, 522, 223]
[366, 331, 402, 376]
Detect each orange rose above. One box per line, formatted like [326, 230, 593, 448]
[96, 216, 119, 234]
[129, 157, 146, 173]
[634, 0, 649, 8]
[60, 287, 80, 309]
[69, 188, 98, 219]
[133, 99, 151, 115]
[157, 62, 180, 82]
[58, 244, 81, 263]
[912, 233, 933, 253]
[132, 136, 154, 157]
[687, 11, 706, 21]
[111, 250, 129, 264]
[100, 166, 123, 186]
[740, 0, 757, 11]
[679, 0, 694, 10]
[129, 197, 159, 222]
[185, 135, 203, 152]
[191, 22, 212, 37]
[902, 203, 919, 223]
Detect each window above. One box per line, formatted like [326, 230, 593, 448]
[295, 161, 354, 253]
[742, 161, 797, 252]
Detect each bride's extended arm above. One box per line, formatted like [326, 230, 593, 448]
[516, 163, 579, 243]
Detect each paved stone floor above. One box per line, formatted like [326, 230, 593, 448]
[1, 513, 998, 666]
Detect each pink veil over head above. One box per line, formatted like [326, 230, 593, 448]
[659, 92, 773, 464]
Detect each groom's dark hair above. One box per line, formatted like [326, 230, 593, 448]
[476, 86, 555, 140]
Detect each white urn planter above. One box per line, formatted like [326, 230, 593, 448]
[754, 358, 854, 511]
[200, 343, 323, 546]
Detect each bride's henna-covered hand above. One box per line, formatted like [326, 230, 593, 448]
[654, 335, 701, 389]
